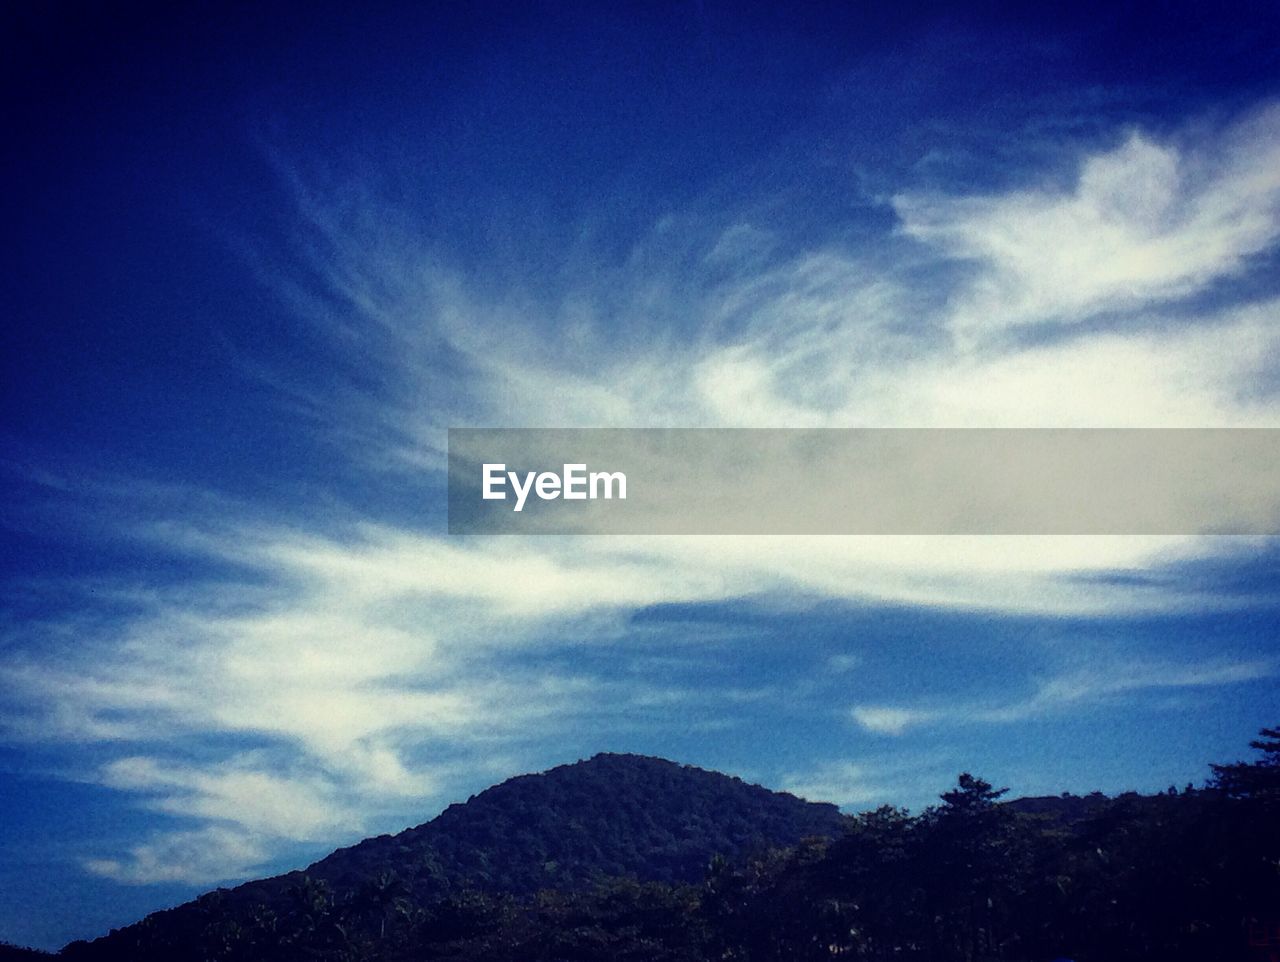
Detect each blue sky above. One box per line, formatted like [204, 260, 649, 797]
[3, 0, 1280, 951]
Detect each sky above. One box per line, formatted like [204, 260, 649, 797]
[3, 0, 1280, 951]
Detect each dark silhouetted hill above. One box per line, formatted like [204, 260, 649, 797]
[62, 753, 845, 960]
[52, 732, 1280, 962]
[0, 944, 53, 961]
[307, 752, 845, 892]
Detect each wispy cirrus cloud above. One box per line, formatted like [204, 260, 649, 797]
[245, 106, 1280, 460]
[84, 826, 272, 886]
[100, 755, 353, 842]
[851, 656, 1275, 736]
[5, 99, 1280, 886]
[894, 103, 1280, 340]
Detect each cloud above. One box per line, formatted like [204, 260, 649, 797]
[781, 754, 954, 811]
[894, 104, 1280, 339]
[978, 657, 1275, 722]
[7, 99, 1280, 885]
[84, 826, 270, 886]
[781, 761, 885, 806]
[83, 754, 417, 884]
[100, 756, 354, 842]
[827, 654, 861, 673]
[2, 511, 1272, 882]
[851, 706, 938, 735]
[245, 108, 1280, 460]
[850, 656, 1274, 734]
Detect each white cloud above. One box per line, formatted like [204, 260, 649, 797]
[894, 104, 1280, 339]
[781, 761, 884, 806]
[850, 656, 1274, 733]
[85, 826, 269, 886]
[8, 100, 1280, 885]
[851, 706, 937, 736]
[100, 756, 353, 842]
[827, 654, 861, 673]
[981, 656, 1275, 721]
[781, 754, 954, 810]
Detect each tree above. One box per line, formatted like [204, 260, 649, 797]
[1209, 725, 1280, 799]
[925, 774, 1016, 962]
[940, 773, 1009, 813]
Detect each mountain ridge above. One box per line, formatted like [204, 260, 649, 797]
[29, 727, 1280, 962]
[61, 752, 847, 959]
[302, 752, 845, 890]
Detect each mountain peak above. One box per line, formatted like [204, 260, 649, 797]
[65, 755, 846, 959]
[314, 750, 842, 892]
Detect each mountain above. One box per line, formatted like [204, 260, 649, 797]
[307, 752, 846, 892]
[61, 753, 847, 960]
[31, 729, 1280, 961]
[0, 945, 53, 961]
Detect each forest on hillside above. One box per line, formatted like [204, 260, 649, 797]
[26, 728, 1280, 962]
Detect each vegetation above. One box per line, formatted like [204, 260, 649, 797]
[0, 944, 54, 961]
[47, 732, 1280, 961]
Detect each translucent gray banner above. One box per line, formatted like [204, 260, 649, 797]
[447, 429, 1280, 535]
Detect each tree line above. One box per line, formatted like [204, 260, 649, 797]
[58, 727, 1280, 961]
